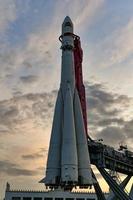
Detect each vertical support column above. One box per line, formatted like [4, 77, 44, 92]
[91, 170, 106, 200]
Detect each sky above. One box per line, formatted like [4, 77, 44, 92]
[0, 0, 133, 198]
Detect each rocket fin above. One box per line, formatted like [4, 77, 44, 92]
[74, 89, 92, 185]
[61, 84, 78, 184]
[44, 90, 63, 185]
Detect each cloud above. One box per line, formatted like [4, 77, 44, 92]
[0, 0, 17, 34]
[90, 18, 133, 68]
[0, 81, 132, 149]
[98, 126, 126, 145]
[22, 148, 47, 160]
[0, 160, 38, 176]
[0, 81, 132, 196]
[0, 105, 19, 128]
[97, 118, 124, 127]
[124, 119, 133, 139]
[86, 84, 119, 117]
[108, 19, 133, 66]
[86, 82, 130, 123]
[0, 125, 10, 134]
[20, 75, 38, 84]
[0, 91, 56, 137]
[0, 0, 106, 101]
[85, 82, 133, 147]
[0, 27, 59, 99]
[74, 0, 105, 28]
[12, 90, 23, 97]
[22, 153, 43, 160]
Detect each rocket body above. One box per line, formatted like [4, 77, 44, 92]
[42, 16, 92, 188]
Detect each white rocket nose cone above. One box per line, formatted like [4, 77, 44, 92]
[62, 16, 73, 34]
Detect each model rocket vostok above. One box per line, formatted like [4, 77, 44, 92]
[41, 16, 92, 188]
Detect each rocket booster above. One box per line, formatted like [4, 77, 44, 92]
[42, 16, 92, 188]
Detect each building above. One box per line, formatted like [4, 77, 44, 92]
[5, 183, 109, 200]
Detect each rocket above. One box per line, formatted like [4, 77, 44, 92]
[41, 16, 92, 189]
